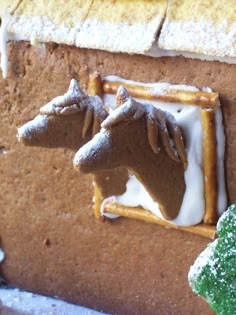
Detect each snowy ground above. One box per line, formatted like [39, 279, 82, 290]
[0, 288, 108, 315]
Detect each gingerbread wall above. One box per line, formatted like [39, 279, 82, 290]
[1, 41, 235, 314]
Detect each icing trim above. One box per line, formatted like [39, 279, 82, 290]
[0, 248, 5, 263]
[0, 15, 9, 78]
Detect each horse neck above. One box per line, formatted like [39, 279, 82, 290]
[94, 168, 129, 198]
[112, 118, 186, 220]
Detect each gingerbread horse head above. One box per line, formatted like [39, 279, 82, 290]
[18, 79, 108, 151]
[17, 79, 128, 201]
[74, 87, 187, 220]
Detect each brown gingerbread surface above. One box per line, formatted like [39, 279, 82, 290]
[1, 41, 235, 314]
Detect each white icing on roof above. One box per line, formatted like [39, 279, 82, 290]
[1, 1, 235, 64]
[147, 45, 236, 65]
[158, 19, 236, 58]
[5, 15, 163, 54]
[75, 17, 163, 54]
[7, 14, 81, 46]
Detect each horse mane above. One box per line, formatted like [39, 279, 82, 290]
[102, 86, 187, 166]
[39, 79, 108, 138]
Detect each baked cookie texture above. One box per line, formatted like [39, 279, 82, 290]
[1, 41, 236, 314]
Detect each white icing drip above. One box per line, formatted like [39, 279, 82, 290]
[0, 15, 9, 79]
[100, 196, 120, 219]
[215, 109, 227, 215]
[101, 175, 163, 219]
[146, 45, 236, 65]
[17, 115, 49, 141]
[171, 110, 204, 226]
[101, 77, 226, 226]
[0, 248, 5, 263]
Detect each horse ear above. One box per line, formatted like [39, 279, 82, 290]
[68, 79, 85, 96]
[116, 86, 130, 108]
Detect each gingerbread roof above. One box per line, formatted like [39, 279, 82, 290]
[0, 0, 236, 60]
[158, 0, 236, 59]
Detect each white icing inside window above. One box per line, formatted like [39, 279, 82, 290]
[0, 248, 5, 263]
[101, 76, 226, 226]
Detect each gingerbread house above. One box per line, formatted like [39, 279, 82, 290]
[0, 1, 235, 314]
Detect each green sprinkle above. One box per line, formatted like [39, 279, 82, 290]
[188, 204, 236, 315]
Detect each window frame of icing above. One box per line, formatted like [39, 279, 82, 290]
[89, 73, 220, 239]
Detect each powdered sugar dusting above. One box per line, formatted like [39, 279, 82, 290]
[74, 129, 111, 167]
[40, 79, 85, 115]
[217, 203, 235, 232]
[101, 97, 145, 128]
[188, 240, 218, 285]
[17, 115, 48, 141]
[76, 17, 162, 54]
[41, 99, 81, 116]
[39, 79, 107, 121]
[5, 12, 162, 54]
[159, 19, 236, 58]
[188, 204, 236, 313]
[18, 79, 107, 145]
[7, 15, 81, 46]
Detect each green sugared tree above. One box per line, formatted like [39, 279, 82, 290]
[188, 204, 236, 315]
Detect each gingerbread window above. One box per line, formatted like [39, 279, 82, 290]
[18, 73, 226, 239]
[74, 73, 226, 239]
